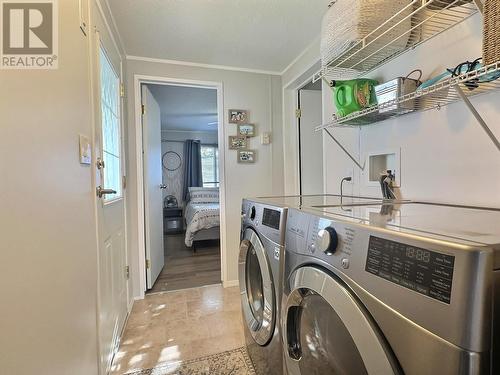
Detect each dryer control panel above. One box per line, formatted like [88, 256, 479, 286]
[365, 236, 455, 304]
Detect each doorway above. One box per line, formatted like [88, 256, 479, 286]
[298, 79, 324, 195]
[136, 78, 225, 295]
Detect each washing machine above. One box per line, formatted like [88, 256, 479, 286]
[239, 199, 288, 375]
[282, 202, 500, 375]
[238, 195, 393, 374]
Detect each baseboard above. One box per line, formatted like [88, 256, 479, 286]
[223, 279, 239, 288]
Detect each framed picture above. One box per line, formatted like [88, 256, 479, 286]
[228, 109, 248, 124]
[237, 123, 256, 137]
[228, 136, 248, 150]
[238, 150, 256, 164]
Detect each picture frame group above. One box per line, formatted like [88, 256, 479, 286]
[238, 150, 256, 164]
[228, 136, 247, 150]
[237, 123, 255, 137]
[228, 109, 256, 164]
[228, 109, 248, 124]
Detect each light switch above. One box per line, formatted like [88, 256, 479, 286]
[261, 132, 271, 145]
[79, 134, 91, 165]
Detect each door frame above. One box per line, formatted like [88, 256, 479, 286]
[297, 84, 324, 196]
[133, 74, 226, 295]
[282, 74, 322, 195]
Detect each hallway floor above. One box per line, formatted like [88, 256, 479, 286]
[148, 233, 221, 294]
[111, 285, 244, 374]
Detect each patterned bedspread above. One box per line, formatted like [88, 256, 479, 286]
[184, 202, 220, 247]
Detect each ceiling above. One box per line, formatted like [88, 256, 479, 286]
[148, 84, 218, 132]
[106, 0, 331, 73]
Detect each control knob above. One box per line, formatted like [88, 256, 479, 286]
[317, 227, 339, 255]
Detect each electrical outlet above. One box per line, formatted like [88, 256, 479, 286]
[261, 132, 271, 145]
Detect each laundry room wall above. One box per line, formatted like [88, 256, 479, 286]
[284, 13, 500, 208]
[124, 59, 284, 296]
[161, 130, 219, 206]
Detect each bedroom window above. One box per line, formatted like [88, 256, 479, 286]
[201, 145, 219, 187]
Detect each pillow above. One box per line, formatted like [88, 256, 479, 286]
[188, 187, 219, 203]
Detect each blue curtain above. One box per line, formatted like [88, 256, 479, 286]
[183, 140, 203, 201]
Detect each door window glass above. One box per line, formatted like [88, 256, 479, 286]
[295, 292, 368, 374]
[246, 246, 264, 324]
[99, 47, 122, 201]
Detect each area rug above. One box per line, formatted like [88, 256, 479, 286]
[124, 347, 255, 375]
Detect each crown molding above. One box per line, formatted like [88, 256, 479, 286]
[280, 35, 321, 78]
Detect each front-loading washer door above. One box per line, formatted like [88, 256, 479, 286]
[239, 228, 275, 346]
[283, 266, 399, 375]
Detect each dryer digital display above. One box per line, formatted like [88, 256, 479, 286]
[262, 208, 281, 230]
[365, 236, 455, 304]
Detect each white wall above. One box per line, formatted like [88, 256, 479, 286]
[161, 130, 219, 206]
[125, 59, 283, 296]
[0, 2, 99, 374]
[284, 14, 500, 208]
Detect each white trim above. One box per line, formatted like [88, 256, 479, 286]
[127, 55, 281, 76]
[281, 54, 322, 195]
[95, 0, 123, 58]
[283, 57, 321, 91]
[133, 74, 227, 297]
[280, 36, 321, 77]
[100, 0, 126, 55]
[223, 279, 239, 288]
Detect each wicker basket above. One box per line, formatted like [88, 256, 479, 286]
[483, 0, 500, 65]
[320, 0, 413, 71]
[427, 0, 472, 10]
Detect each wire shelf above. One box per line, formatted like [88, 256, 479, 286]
[316, 62, 500, 130]
[313, 0, 479, 83]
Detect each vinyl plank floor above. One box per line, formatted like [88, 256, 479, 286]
[147, 233, 221, 294]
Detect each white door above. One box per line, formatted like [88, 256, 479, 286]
[93, 38, 128, 373]
[142, 85, 165, 289]
[299, 89, 324, 195]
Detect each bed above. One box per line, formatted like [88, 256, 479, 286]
[184, 187, 220, 248]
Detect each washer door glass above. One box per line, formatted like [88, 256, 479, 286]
[246, 244, 264, 323]
[284, 266, 398, 375]
[289, 292, 367, 374]
[239, 228, 275, 346]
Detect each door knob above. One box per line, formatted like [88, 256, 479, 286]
[96, 186, 117, 198]
[159, 184, 167, 189]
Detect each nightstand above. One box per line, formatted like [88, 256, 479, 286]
[163, 207, 183, 234]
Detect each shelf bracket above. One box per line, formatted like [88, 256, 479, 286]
[324, 128, 366, 171]
[454, 85, 500, 152]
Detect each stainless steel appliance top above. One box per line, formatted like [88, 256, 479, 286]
[306, 202, 500, 247]
[253, 194, 404, 208]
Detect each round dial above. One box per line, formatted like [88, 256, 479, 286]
[317, 227, 339, 255]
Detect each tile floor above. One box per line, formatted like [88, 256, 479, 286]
[111, 284, 245, 374]
[148, 234, 221, 294]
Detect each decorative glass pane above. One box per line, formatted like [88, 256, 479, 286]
[103, 152, 121, 198]
[100, 47, 122, 201]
